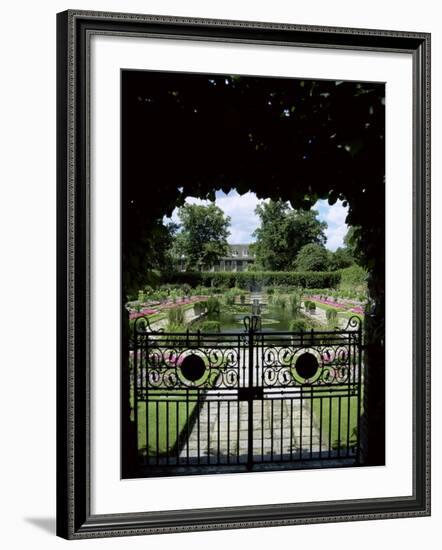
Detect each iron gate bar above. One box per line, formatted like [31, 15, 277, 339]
[247, 318, 253, 469]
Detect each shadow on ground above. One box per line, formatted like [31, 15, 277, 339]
[25, 517, 56, 535]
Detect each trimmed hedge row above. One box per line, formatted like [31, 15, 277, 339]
[164, 270, 341, 289]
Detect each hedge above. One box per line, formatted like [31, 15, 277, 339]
[164, 270, 341, 289]
[304, 300, 316, 312]
[326, 309, 338, 322]
[289, 319, 308, 332]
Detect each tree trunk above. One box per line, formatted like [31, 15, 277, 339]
[121, 303, 137, 477]
[360, 267, 385, 466]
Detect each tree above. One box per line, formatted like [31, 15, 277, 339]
[295, 243, 330, 271]
[343, 225, 362, 264]
[328, 247, 354, 270]
[124, 220, 177, 295]
[173, 203, 230, 270]
[252, 200, 327, 270]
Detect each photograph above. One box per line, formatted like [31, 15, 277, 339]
[121, 69, 386, 479]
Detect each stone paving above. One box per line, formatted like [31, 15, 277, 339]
[301, 304, 350, 329]
[179, 394, 326, 463]
[149, 305, 203, 330]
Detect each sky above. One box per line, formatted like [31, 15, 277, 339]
[164, 190, 349, 251]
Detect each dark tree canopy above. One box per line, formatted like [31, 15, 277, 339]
[122, 69, 384, 296]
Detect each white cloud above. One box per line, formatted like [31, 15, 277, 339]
[216, 191, 266, 243]
[326, 223, 348, 251]
[314, 199, 349, 251]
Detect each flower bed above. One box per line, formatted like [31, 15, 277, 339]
[159, 296, 207, 311]
[128, 295, 208, 320]
[307, 295, 364, 316]
[308, 295, 345, 309]
[129, 308, 159, 320]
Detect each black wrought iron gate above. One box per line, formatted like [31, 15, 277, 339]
[131, 315, 363, 475]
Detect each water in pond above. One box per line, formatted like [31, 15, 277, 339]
[197, 292, 317, 334]
[207, 304, 300, 333]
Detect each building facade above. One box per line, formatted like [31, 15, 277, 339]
[178, 244, 255, 272]
[212, 244, 255, 272]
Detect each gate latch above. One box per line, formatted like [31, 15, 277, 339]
[238, 387, 264, 401]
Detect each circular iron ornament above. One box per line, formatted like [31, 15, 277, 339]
[294, 351, 319, 381]
[180, 353, 206, 382]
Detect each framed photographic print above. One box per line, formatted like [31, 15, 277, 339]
[56, 10, 430, 539]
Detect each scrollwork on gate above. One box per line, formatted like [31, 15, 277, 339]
[139, 342, 241, 389]
[132, 323, 361, 392]
[260, 340, 356, 387]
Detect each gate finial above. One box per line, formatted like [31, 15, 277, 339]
[343, 315, 362, 331]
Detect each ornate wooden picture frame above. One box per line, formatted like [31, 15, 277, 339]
[56, 10, 430, 539]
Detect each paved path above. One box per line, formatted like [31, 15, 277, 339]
[180, 396, 325, 463]
[150, 305, 205, 330]
[301, 304, 349, 329]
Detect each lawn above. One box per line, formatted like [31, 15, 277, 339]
[138, 390, 362, 457]
[137, 390, 199, 457]
[311, 389, 363, 452]
[308, 299, 363, 323]
[134, 368, 221, 458]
